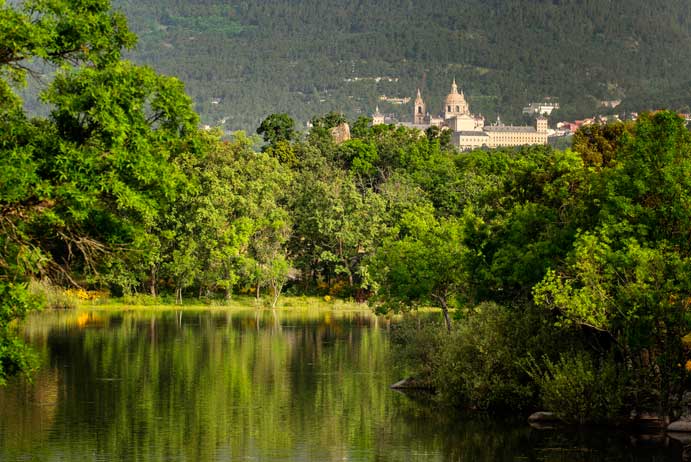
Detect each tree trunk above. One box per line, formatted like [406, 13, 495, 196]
[270, 280, 283, 308]
[175, 286, 183, 305]
[438, 297, 452, 333]
[256, 284, 261, 300]
[149, 265, 157, 297]
[271, 286, 280, 308]
[432, 293, 452, 333]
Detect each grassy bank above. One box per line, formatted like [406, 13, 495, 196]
[73, 294, 370, 312]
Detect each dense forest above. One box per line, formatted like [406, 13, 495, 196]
[103, 0, 691, 130]
[3, 0, 691, 425]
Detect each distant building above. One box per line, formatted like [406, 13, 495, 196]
[599, 100, 622, 109]
[384, 80, 548, 150]
[378, 95, 411, 105]
[522, 101, 560, 116]
[556, 118, 596, 133]
[372, 106, 386, 125]
[474, 116, 548, 150]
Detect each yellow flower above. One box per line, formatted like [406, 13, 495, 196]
[323, 295, 332, 302]
[685, 360, 691, 372]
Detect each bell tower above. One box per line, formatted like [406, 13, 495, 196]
[414, 88, 426, 125]
[536, 115, 548, 133]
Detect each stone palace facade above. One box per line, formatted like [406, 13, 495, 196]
[373, 80, 548, 150]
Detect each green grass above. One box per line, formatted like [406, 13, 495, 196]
[77, 294, 369, 312]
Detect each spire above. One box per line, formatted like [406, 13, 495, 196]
[451, 78, 458, 94]
[414, 88, 426, 124]
[415, 88, 424, 105]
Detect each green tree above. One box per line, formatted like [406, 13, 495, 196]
[256, 113, 296, 147]
[337, 139, 379, 178]
[350, 116, 373, 138]
[150, 131, 293, 303]
[368, 215, 465, 332]
[0, 0, 201, 381]
[289, 166, 386, 293]
[572, 121, 633, 169]
[425, 125, 452, 150]
[533, 112, 691, 413]
[310, 111, 346, 131]
[308, 111, 348, 143]
[0, 0, 132, 383]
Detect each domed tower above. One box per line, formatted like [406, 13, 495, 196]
[413, 88, 426, 125]
[444, 79, 469, 120]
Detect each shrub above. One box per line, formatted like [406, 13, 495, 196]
[432, 302, 536, 411]
[389, 313, 444, 386]
[391, 303, 543, 411]
[390, 302, 597, 413]
[526, 351, 626, 424]
[28, 279, 77, 310]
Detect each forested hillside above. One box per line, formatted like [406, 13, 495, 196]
[110, 0, 691, 131]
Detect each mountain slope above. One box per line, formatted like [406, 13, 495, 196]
[114, 0, 691, 130]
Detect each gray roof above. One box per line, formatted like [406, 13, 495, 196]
[484, 125, 537, 133]
[457, 131, 489, 137]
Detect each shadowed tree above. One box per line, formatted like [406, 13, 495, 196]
[257, 113, 296, 147]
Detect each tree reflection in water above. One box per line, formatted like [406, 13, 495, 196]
[0, 308, 684, 462]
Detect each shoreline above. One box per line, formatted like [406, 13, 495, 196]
[69, 295, 371, 312]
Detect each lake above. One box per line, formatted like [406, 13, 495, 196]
[0, 306, 686, 461]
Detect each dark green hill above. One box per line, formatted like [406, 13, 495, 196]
[114, 0, 691, 131]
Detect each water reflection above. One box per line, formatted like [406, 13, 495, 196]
[0, 308, 685, 461]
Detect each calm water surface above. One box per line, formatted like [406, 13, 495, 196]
[0, 307, 685, 461]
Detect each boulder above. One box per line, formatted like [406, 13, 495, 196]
[669, 420, 691, 432]
[528, 411, 561, 422]
[630, 411, 667, 430]
[329, 123, 351, 144]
